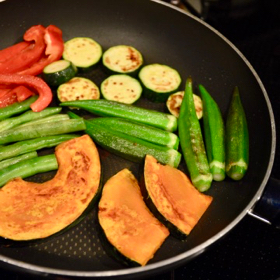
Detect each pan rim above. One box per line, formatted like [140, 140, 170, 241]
[0, 0, 276, 278]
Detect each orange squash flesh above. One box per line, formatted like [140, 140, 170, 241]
[0, 135, 101, 241]
[98, 168, 169, 266]
[144, 155, 213, 236]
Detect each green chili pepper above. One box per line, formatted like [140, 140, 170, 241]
[199, 84, 226, 181]
[0, 154, 58, 187]
[178, 77, 212, 192]
[225, 86, 249, 180]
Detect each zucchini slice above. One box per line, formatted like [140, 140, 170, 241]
[166, 91, 203, 119]
[98, 168, 169, 266]
[101, 74, 142, 104]
[139, 64, 181, 103]
[63, 37, 102, 70]
[57, 77, 100, 102]
[42, 60, 77, 87]
[102, 45, 143, 75]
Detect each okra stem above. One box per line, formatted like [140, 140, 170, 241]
[0, 107, 62, 132]
[0, 154, 58, 187]
[178, 77, 212, 191]
[0, 134, 79, 161]
[0, 118, 85, 145]
[199, 84, 226, 181]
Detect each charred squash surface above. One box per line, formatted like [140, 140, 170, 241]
[0, 135, 101, 241]
[98, 168, 169, 266]
[144, 155, 213, 238]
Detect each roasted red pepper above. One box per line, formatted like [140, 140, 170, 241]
[0, 41, 30, 63]
[18, 25, 64, 76]
[0, 74, 52, 112]
[0, 25, 46, 74]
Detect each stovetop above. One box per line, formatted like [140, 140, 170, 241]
[1, 0, 279, 279]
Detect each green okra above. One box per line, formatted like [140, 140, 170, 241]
[199, 84, 226, 181]
[0, 134, 79, 161]
[68, 111, 181, 168]
[0, 118, 85, 145]
[0, 154, 58, 187]
[0, 96, 38, 121]
[225, 86, 249, 180]
[60, 99, 177, 132]
[89, 117, 179, 149]
[178, 77, 212, 192]
[0, 107, 62, 132]
[0, 151, 38, 170]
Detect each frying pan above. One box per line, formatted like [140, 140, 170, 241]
[0, 0, 276, 278]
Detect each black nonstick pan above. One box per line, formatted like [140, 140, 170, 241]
[0, 0, 276, 279]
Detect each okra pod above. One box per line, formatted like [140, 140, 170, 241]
[199, 84, 226, 181]
[0, 151, 38, 170]
[89, 117, 179, 149]
[0, 134, 78, 161]
[68, 111, 181, 168]
[0, 96, 38, 121]
[0, 118, 85, 145]
[0, 107, 62, 132]
[60, 99, 177, 132]
[225, 86, 249, 180]
[0, 154, 58, 187]
[178, 77, 212, 192]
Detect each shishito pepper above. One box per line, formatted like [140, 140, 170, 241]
[225, 86, 249, 180]
[178, 77, 212, 192]
[199, 84, 226, 181]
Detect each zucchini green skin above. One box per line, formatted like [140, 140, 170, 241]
[68, 112, 181, 168]
[89, 117, 179, 150]
[0, 154, 58, 187]
[60, 99, 177, 132]
[0, 96, 38, 121]
[178, 77, 212, 192]
[199, 84, 226, 181]
[0, 107, 62, 132]
[225, 86, 249, 180]
[138, 64, 181, 103]
[0, 119, 85, 145]
[42, 60, 77, 87]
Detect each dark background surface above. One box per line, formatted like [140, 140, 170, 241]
[1, 0, 279, 279]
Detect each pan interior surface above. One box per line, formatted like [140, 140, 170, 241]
[0, 0, 275, 278]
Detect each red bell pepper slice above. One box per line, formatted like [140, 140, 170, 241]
[0, 74, 53, 112]
[0, 89, 17, 108]
[0, 25, 46, 74]
[18, 25, 64, 76]
[0, 41, 30, 63]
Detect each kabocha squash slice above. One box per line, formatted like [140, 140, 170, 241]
[143, 155, 213, 239]
[98, 168, 169, 266]
[0, 135, 101, 241]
